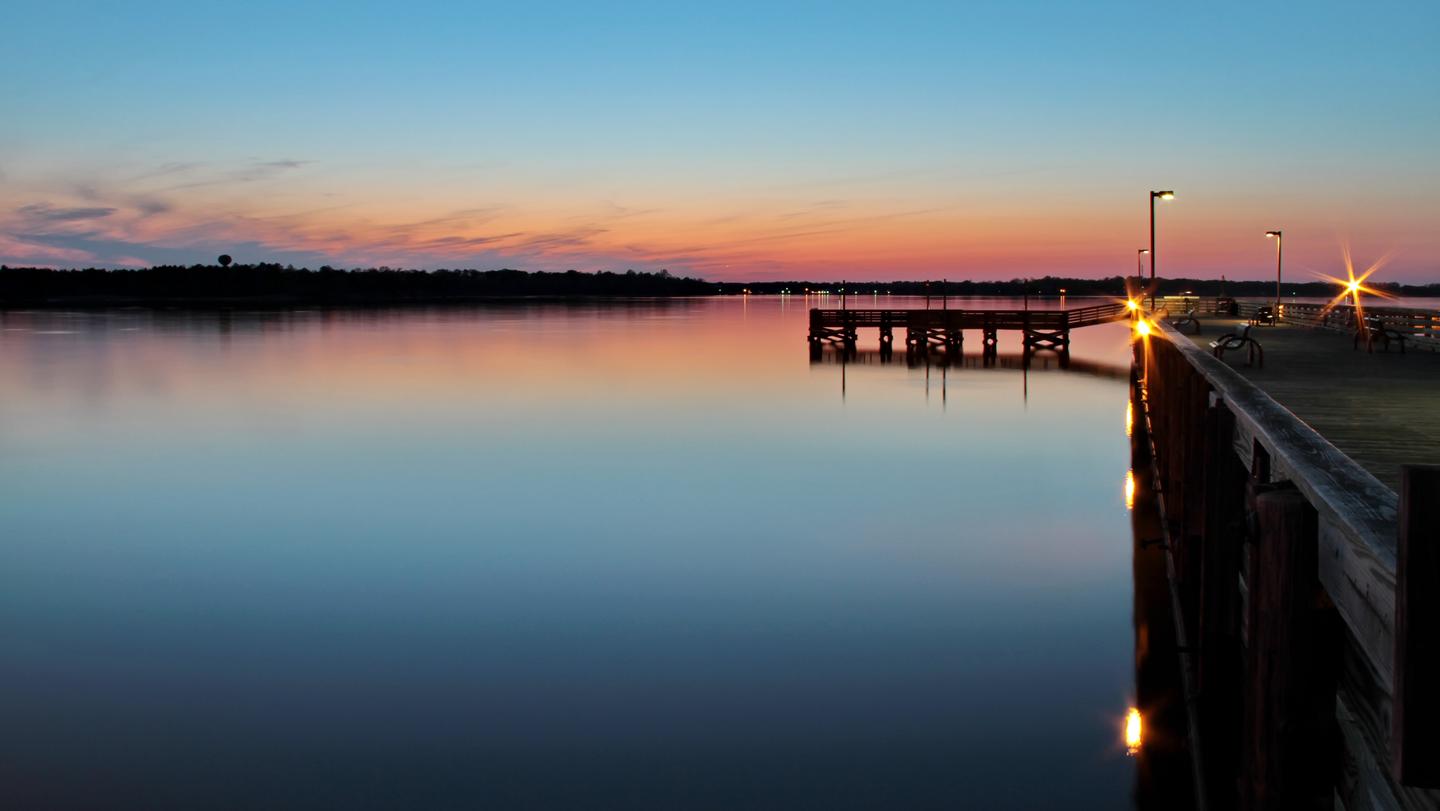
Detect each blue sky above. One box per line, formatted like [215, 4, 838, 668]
[3, 1, 1437, 280]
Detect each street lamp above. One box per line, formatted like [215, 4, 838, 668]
[1265, 230, 1283, 316]
[1137, 248, 1149, 277]
[1149, 190, 1174, 308]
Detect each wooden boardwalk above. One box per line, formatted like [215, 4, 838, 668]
[1181, 320, 1440, 492]
[1141, 313, 1440, 809]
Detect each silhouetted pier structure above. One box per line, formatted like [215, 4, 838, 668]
[808, 301, 1130, 358]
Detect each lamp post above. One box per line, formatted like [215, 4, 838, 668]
[1265, 230, 1283, 316]
[1149, 190, 1174, 308]
[1137, 248, 1149, 278]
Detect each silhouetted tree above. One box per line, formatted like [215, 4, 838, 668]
[218, 254, 233, 267]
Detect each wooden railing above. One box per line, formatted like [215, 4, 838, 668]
[809, 301, 1129, 331]
[1153, 296, 1237, 317]
[1231, 301, 1440, 348]
[1066, 300, 1131, 327]
[1140, 320, 1440, 808]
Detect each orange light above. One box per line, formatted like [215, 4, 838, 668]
[1125, 401, 1134, 437]
[1310, 246, 1396, 323]
[1124, 470, 1136, 510]
[1126, 299, 1139, 312]
[1135, 319, 1151, 337]
[1125, 707, 1143, 754]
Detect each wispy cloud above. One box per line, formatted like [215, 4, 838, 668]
[158, 159, 314, 191]
[16, 203, 118, 222]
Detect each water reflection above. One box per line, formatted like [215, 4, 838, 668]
[1126, 707, 1144, 755]
[1, 299, 1140, 810]
[809, 347, 1129, 378]
[1127, 382, 1197, 807]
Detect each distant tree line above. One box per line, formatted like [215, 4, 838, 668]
[1, 265, 1436, 307]
[0, 264, 717, 305]
[741, 275, 1440, 299]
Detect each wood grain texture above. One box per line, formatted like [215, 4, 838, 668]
[1152, 320, 1440, 808]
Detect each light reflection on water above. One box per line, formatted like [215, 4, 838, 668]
[0, 298, 1138, 810]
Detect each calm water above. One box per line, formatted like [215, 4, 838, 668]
[0, 298, 1141, 809]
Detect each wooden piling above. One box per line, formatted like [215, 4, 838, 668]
[1242, 488, 1340, 810]
[1198, 401, 1243, 806]
[1141, 320, 1440, 809]
[1393, 464, 1440, 787]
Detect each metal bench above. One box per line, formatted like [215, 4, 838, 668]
[1249, 306, 1275, 326]
[1354, 315, 1408, 354]
[1210, 324, 1263, 367]
[1170, 307, 1201, 335]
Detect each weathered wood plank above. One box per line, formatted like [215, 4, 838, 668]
[1157, 321, 1399, 688]
[1155, 320, 1440, 809]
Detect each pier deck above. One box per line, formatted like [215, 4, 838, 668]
[1140, 314, 1440, 809]
[1182, 320, 1440, 492]
[808, 301, 1129, 354]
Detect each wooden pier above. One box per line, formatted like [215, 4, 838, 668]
[1134, 312, 1440, 810]
[808, 301, 1130, 356]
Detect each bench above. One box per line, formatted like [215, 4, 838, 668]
[1250, 306, 1275, 326]
[1354, 315, 1408, 354]
[1170, 307, 1201, 335]
[1210, 324, 1264, 367]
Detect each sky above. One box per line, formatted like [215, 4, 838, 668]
[2, 1, 1438, 282]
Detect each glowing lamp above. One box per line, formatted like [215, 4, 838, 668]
[1125, 707, 1143, 754]
[1135, 319, 1151, 337]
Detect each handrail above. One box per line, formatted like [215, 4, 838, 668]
[1228, 301, 1440, 346]
[1154, 319, 1398, 685]
[809, 301, 1129, 329]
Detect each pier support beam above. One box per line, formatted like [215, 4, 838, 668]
[1198, 401, 1244, 807]
[1393, 464, 1440, 787]
[1241, 488, 1340, 810]
[1022, 328, 1070, 351]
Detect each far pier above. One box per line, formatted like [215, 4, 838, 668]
[807, 300, 1130, 358]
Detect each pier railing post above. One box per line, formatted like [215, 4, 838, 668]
[1242, 488, 1340, 809]
[1393, 464, 1440, 786]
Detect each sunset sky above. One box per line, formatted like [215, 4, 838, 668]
[3, 1, 1437, 281]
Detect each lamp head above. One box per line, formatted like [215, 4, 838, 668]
[1138, 248, 1150, 255]
[1265, 230, 1281, 238]
[1153, 190, 1175, 200]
